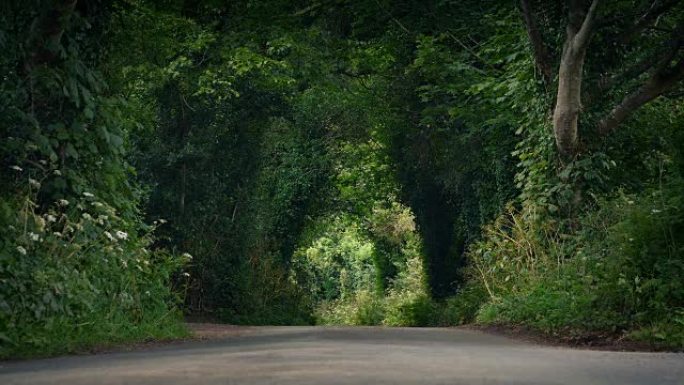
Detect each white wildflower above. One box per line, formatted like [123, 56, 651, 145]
[28, 232, 40, 241]
[53, 169, 62, 176]
[145, 291, 150, 296]
[651, 209, 662, 214]
[92, 202, 104, 208]
[10, 165, 22, 171]
[53, 231, 62, 237]
[121, 260, 128, 268]
[104, 231, 116, 242]
[182, 272, 190, 277]
[115, 230, 128, 240]
[46, 214, 57, 223]
[28, 178, 40, 189]
[158, 219, 167, 224]
[58, 199, 69, 206]
[38, 160, 47, 165]
[627, 200, 635, 205]
[182, 252, 193, 260]
[16, 246, 27, 255]
[82, 213, 92, 220]
[83, 192, 94, 198]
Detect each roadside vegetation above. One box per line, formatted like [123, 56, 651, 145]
[1, 0, 683, 357]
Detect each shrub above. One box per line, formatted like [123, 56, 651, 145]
[315, 290, 385, 325]
[463, 177, 684, 347]
[0, 190, 188, 358]
[432, 284, 489, 326]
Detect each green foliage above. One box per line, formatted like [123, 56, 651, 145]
[0, 190, 188, 358]
[464, 176, 684, 347]
[431, 285, 489, 327]
[0, 0, 186, 357]
[4, 0, 683, 353]
[291, 137, 431, 326]
[315, 291, 386, 326]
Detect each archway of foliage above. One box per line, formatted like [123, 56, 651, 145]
[102, 0, 449, 325]
[104, 0, 684, 347]
[2, 0, 684, 356]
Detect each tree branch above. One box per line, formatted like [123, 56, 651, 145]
[597, 58, 684, 135]
[290, 1, 330, 17]
[586, 21, 682, 111]
[573, 0, 600, 50]
[444, 31, 495, 74]
[593, 47, 673, 96]
[618, 0, 681, 45]
[519, 0, 554, 84]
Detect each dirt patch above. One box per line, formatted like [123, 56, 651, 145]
[462, 324, 678, 352]
[187, 323, 257, 339]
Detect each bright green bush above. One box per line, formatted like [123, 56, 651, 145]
[315, 290, 385, 326]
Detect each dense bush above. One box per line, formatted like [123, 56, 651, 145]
[460, 177, 684, 347]
[0, 191, 188, 357]
[0, 1, 187, 357]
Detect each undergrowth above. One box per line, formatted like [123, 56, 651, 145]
[0, 190, 189, 358]
[454, 178, 684, 348]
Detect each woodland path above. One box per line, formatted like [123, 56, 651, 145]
[1, 325, 683, 385]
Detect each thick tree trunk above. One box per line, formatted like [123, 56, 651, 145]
[553, 43, 585, 158]
[551, 0, 598, 159]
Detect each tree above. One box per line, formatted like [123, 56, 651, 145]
[521, 0, 684, 160]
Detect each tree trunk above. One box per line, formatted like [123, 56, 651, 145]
[551, 0, 599, 159]
[553, 42, 585, 159]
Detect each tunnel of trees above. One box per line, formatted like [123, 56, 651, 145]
[1, 0, 683, 357]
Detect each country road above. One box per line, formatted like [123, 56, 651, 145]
[1, 326, 682, 385]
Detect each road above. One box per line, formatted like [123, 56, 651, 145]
[1, 326, 682, 385]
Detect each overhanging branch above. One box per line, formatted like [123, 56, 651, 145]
[618, 0, 681, 45]
[597, 58, 684, 135]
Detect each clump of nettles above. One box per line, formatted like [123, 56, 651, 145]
[0, 176, 189, 358]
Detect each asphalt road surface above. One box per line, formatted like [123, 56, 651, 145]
[1, 326, 683, 385]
